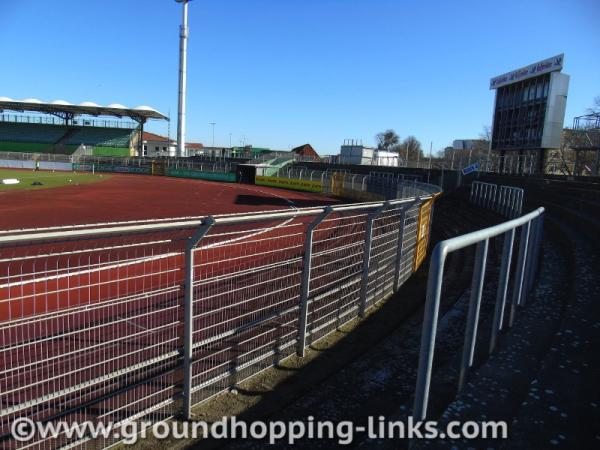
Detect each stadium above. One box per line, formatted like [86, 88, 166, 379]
[1, 2, 599, 450]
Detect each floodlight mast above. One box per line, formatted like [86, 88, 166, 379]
[176, 0, 191, 158]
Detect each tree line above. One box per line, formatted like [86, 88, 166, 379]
[375, 130, 425, 161]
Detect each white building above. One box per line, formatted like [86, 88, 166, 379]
[373, 150, 399, 166]
[340, 140, 399, 166]
[140, 132, 203, 157]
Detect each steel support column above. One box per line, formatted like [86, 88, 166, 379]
[458, 239, 489, 392]
[183, 216, 215, 420]
[509, 222, 530, 327]
[297, 207, 333, 357]
[489, 228, 515, 354]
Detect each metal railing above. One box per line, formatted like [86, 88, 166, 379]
[0, 189, 439, 448]
[0, 113, 136, 129]
[275, 167, 438, 199]
[0, 151, 73, 163]
[413, 207, 545, 420]
[470, 181, 524, 218]
[0, 151, 235, 175]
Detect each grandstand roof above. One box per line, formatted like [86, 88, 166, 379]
[0, 97, 167, 122]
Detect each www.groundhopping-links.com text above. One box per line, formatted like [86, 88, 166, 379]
[11, 416, 508, 445]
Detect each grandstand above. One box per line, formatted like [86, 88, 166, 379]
[0, 120, 136, 156]
[0, 98, 167, 156]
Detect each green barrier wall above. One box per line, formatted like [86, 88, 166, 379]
[91, 147, 131, 157]
[166, 168, 236, 182]
[72, 163, 151, 174]
[0, 142, 79, 154]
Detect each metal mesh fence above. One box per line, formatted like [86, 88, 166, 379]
[1, 190, 440, 448]
[271, 167, 439, 201]
[470, 181, 524, 218]
[0, 229, 191, 449]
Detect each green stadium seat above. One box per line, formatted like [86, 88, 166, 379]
[0, 122, 136, 155]
[0, 122, 67, 144]
[64, 127, 136, 148]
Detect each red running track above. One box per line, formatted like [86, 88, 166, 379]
[0, 173, 339, 331]
[0, 171, 338, 229]
[0, 174, 350, 444]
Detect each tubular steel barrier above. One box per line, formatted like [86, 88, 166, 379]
[413, 207, 545, 420]
[257, 168, 439, 201]
[0, 187, 440, 448]
[0, 152, 235, 176]
[470, 181, 523, 218]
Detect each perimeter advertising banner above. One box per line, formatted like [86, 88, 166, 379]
[166, 168, 236, 182]
[72, 163, 151, 174]
[255, 175, 323, 193]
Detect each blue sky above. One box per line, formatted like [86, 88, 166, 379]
[1, 0, 598, 154]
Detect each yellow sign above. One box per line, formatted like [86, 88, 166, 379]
[330, 172, 345, 196]
[256, 176, 323, 193]
[413, 198, 433, 271]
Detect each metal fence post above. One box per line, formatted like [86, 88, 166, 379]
[526, 213, 544, 293]
[511, 189, 517, 217]
[458, 239, 489, 392]
[507, 189, 514, 218]
[482, 183, 488, 207]
[392, 203, 415, 292]
[358, 202, 390, 317]
[413, 243, 447, 421]
[489, 228, 515, 354]
[297, 207, 333, 357]
[183, 216, 215, 420]
[482, 183, 487, 207]
[393, 205, 410, 292]
[514, 189, 521, 218]
[509, 221, 531, 327]
[522, 216, 539, 300]
[496, 186, 503, 214]
[532, 214, 544, 278]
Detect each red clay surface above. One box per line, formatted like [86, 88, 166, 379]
[0, 172, 346, 442]
[0, 170, 338, 229]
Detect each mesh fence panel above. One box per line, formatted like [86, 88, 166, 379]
[365, 206, 403, 309]
[0, 191, 439, 449]
[189, 218, 308, 405]
[307, 211, 367, 343]
[0, 231, 187, 449]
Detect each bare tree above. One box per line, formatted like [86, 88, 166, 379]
[587, 95, 600, 115]
[545, 129, 597, 175]
[479, 125, 492, 142]
[397, 136, 424, 161]
[375, 129, 400, 151]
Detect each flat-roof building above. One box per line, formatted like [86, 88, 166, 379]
[340, 140, 399, 167]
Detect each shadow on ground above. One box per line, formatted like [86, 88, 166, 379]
[235, 194, 338, 208]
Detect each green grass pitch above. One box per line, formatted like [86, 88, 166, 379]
[0, 168, 109, 191]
